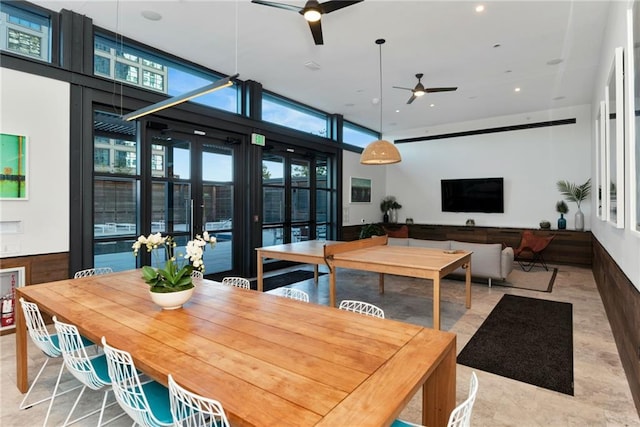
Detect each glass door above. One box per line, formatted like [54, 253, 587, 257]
[262, 146, 329, 248]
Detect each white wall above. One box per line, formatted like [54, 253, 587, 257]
[0, 68, 70, 257]
[343, 105, 591, 230]
[342, 150, 388, 226]
[590, 0, 640, 291]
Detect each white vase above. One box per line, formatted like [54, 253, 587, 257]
[149, 287, 195, 310]
[575, 208, 584, 231]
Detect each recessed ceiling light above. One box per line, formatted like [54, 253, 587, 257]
[395, 109, 400, 113]
[141, 10, 162, 21]
[430, 104, 435, 107]
[493, 43, 501, 48]
[547, 58, 563, 66]
[552, 96, 566, 101]
[475, 5, 485, 13]
[505, 70, 512, 73]
[514, 87, 521, 92]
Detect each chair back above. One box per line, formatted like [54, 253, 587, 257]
[279, 288, 310, 302]
[447, 371, 479, 427]
[168, 374, 230, 427]
[221, 277, 250, 289]
[190, 270, 203, 279]
[515, 231, 554, 255]
[53, 317, 107, 390]
[19, 298, 61, 357]
[73, 267, 114, 279]
[338, 300, 385, 318]
[101, 337, 165, 427]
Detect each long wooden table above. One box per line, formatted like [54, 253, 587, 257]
[16, 270, 456, 427]
[256, 237, 472, 330]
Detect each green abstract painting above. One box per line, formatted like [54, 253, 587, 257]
[0, 133, 27, 199]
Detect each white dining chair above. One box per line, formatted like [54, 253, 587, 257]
[221, 276, 250, 289]
[101, 337, 173, 427]
[338, 300, 385, 318]
[53, 317, 126, 426]
[73, 267, 114, 279]
[391, 371, 479, 427]
[18, 298, 92, 425]
[279, 287, 310, 302]
[168, 373, 230, 427]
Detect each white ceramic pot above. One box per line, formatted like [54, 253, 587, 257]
[149, 287, 195, 310]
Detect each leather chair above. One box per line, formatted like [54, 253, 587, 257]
[513, 231, 555, 272]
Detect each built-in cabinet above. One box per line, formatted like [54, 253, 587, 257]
[341, 224, 592, 266]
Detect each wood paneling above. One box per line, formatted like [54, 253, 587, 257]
[592, 239, 640, 417]
[342, 224, 592, 266]
[0, 253, 69, 335]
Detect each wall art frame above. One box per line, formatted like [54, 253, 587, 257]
[350, 177, 372, 203]
[0, 133, 28, 200]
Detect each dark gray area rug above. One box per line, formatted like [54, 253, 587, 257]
[457, 294, 574, 395]
[250, 269, 326, 291]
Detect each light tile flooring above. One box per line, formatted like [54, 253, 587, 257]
[1, 264, 639, 426]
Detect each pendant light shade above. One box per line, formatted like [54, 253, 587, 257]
[360, 139, 401, 164]
[360, 38, 401, 165]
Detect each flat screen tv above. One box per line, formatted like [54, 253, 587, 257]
[441, 178, 504, 213]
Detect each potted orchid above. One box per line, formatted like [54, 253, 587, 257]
[132, 232, 217, 294]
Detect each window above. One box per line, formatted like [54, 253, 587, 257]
[94, 148, 110, 168]
[151, 154, 164, 171]
[343, 121, 378, 149]
[93, 34, 239, 113]
[0, 3, 50, 62]
[262, 93, 329, 137]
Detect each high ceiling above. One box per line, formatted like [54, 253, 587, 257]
[31, 0, 611, 138]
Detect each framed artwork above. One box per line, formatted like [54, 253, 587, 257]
[0, 266, 25, 331]
[630, 5, 640, 233]
[350, 177, 371, 203]
[0, 133, 28, 200]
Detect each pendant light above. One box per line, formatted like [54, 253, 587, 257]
[360, 38, 401, 165]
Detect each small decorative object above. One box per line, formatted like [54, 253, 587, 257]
[556, 200, 568, 230]
[465, 219, 475, 226]
[133, 232, 216, 309]
[380, 196, 402, 223]
[406, 218, 414, 224]
[556, 179, 591, 231]
[539, 220, 551, 230]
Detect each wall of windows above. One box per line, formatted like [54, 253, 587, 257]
[343, 121, 378, 149]
[262, 93, 330, 138]
[0, 3, 50, 62]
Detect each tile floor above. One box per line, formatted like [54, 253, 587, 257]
[1, 264, 639, 426]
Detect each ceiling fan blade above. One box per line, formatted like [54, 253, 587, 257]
[425, 87, 458, 93]
[406, 94, 417, 105]
[320, 0, 364, 14]
[392, 86, 413, 91]
[250, 0, 303, 13]
[308, 19, 324, 45]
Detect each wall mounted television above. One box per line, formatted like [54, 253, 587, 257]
[441, 177, 504, 213]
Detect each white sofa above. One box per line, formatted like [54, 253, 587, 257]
[387, 237, 514, 286]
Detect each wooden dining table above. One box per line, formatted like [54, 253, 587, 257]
[16, 270, 457, 427]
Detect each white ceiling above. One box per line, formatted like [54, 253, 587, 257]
[31, 0, 612, 138]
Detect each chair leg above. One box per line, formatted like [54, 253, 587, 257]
[63, 385, 87, 427]
[43, 361, 66, 427]
[63, 388, 125, 426]
[19, 357, 50, 410]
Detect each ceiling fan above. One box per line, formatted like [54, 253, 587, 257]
[393, 73, 458, 104]
[250, 0, 363, 45]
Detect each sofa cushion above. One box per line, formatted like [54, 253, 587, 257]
[383, 225, 409, 238]
[450, 241, 502, 279]
[387, 237, 410, 246]
[408, 239, 452, 250]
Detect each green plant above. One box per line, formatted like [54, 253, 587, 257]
[359, 223, 385, 239]
[380, 196, 402, 213]
[556, 200, 569, 214]
[556, 178, 591, 209]
[133, 232, 216, 293]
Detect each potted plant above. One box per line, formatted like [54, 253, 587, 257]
[359, 223, 385, 239]
[556, 200, 568, 230]
[380, 196, 402, 223]
[133, 232, 216, 309]
[556, 178, 591, 231]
